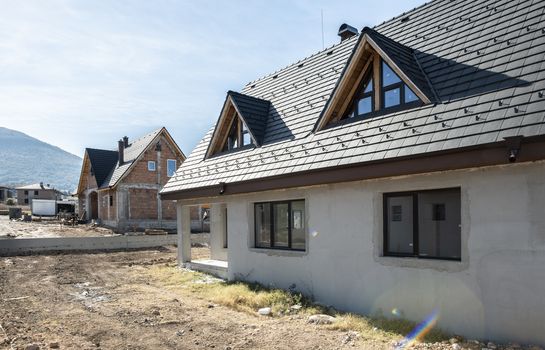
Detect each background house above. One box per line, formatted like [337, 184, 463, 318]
[0, 186, 15, 203]
[16, 182, 60, 205]
[161, 0, 545, 345]
[77, 127, 185, 232]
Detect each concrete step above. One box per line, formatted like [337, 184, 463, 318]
[189, 259, 228, 279]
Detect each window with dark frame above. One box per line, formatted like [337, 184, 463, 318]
[222, 115, 254, 152]
[340, 58, 421, 122]
[254, 200, 305, 251]
[109, 195, 113, 207]
[34, 190, 39, 195]
[383, 188, 461, 261]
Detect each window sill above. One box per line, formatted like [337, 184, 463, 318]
[249, 247, 307, 257]
[376, 255, 467, 272]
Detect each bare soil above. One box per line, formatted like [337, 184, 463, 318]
[0, 215, 117, 239]
[0, 247, 380, 350]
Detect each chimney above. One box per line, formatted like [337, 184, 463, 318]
[118, 140, 124, 166]
[338, 23, 358, 42]
[123, 136, 129, 148]
[40, 182, 44, 189]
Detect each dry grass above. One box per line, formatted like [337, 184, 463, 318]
[147, 265, 450, 344]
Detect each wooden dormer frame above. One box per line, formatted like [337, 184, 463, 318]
[205, 94, 258, 158]
[314, 32, 431, 132]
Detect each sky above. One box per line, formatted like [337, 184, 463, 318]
[0, 0, 425, 157]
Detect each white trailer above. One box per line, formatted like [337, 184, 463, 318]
[31, 199, 57, 216]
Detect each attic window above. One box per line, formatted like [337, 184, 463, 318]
[340, 58, 421, 122]
[222, 115, 254, 152]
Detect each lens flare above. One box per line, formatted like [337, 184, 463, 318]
[395, 309, 439, 349]
[391, 308, 401, 317]
[311, 230, 319, 237]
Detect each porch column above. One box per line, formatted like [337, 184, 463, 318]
[177, 202, 191, 265]
[210, 203, 228, 261]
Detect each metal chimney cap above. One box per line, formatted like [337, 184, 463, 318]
[338, 23, 358, 41]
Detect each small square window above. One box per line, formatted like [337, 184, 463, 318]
[24, 190, 28, 195]
[24, 198, 29, 204]
[34, 190, 39, 196]
[358, 97, 372, 115]
[148, 161, 156, 171]
[384, 88, 401, 108]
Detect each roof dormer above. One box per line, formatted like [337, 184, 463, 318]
[205, 91, 270, 158]
[314, 27, 436, 131]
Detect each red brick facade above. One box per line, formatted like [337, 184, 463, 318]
[77, 129, 184, 230]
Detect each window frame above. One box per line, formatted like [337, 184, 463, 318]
[382, 187, 461, 261]
[147, 161, 156, 171]
[380, 60, 421, 111]
[335, 58, 423, 126]
[167, 159, 177, 177]
[344, 73, 374, 120]
[254, 199, 306, 252]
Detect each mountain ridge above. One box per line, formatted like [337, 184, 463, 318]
[0, 127, 82, 193]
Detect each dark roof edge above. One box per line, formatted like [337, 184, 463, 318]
[161, 135, 545, 201]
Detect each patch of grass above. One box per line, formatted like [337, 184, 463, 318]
[147, 265, 197, 287]
[193, 281, 318, 315]
[145, 265, 449, 343]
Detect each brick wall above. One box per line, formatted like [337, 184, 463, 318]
[98, 190, 116, 221]
[123, 136, 183, 187]
[121, 134, 183, 221]
[129, 188, 158, 220]
[162, 199, 177, 220]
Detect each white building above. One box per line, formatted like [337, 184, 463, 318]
[161, 0, 545, 345]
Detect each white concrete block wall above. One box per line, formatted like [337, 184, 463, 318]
[205, 161, 545, 345]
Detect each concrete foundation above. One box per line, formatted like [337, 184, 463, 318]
[0, 235, 177, 256]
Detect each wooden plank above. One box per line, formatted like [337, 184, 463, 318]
[373, 52, 381, 110]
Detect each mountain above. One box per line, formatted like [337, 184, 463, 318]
[0, 127, 82, 193]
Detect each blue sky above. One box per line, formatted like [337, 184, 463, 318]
[0, 0, 424, 157]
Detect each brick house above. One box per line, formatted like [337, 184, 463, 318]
[16, 183, 60, 205]
[77, 127, 185, 232]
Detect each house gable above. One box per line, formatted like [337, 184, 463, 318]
[314, 27, 434, 131]
[206, 91, 270, 158]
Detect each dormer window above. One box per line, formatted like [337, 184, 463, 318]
[222, 116, 254, 152]
[314, 28, 433, 131]
[342, 59, 421, 121]
[205, 91, 270, 158]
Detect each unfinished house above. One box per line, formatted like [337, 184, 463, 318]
[0, 186, 14, 203]
[16, 183, 61, 205]
[161, 0, 545, 345]
[77, 127, 185, 232]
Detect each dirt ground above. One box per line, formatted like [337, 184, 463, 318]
[0, 247, 381, 350]
[0, 215, 117, 239]
[1, 247, 541, 350]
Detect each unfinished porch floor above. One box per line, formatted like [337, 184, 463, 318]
[188, 259, 228, 279]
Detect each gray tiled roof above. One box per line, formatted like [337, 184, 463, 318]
[86, 148, 118, 188]
[82, 128, 163, 189]
[101, 128, 163, 188]
[229, 91, 271, 145]
[162, 0, 545, 195]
